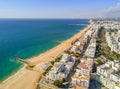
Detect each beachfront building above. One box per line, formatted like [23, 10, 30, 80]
[74, 37, 87, 47]
[92, 25, 101, 38]
[84, 23, 101, 58]
[46, 62, 67, 81]
[71, 57, 94, 89]
[46, 53, 75, 81]
[78, 39, 87, 52]
[70, 45, 80, 54]
[84, 23, 97, 39]
[74, 41, 81, 46]
[84, 27, 94, 39]
[70, 35, 87, 55]
[71, 39, 86, 54]
[84, 23, 100, 39]
[95, 60, 120, 89]
[60, 54, 76, 69]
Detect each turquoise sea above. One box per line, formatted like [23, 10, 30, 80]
[0, 19, 89, 82]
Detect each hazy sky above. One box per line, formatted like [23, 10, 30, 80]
[0, 0, 120, 18]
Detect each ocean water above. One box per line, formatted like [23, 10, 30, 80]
[0, 19, 89, 82]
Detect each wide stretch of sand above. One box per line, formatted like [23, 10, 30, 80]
[0, 24, 91, 89]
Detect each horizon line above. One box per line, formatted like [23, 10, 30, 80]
[0, 17, 89, 19]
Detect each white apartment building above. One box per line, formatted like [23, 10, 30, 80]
[96, 60, 120, 89]
[105, 21, 120, 54]
[84, 38, 96, 58]
[46, 54, 75, 81]
[72, 58, 93, 89]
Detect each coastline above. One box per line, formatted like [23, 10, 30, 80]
[0, 24, 92, 89]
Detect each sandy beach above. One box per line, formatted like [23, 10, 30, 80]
[0, 24, 91, 89]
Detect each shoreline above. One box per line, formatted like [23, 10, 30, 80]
[0, 27, 85, 83]
[0, 24, 92, 89]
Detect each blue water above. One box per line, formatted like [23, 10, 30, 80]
[0, 19, 89, 82]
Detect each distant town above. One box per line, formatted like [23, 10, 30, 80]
[36, 20, 120, 89]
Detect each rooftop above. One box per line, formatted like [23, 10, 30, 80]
[72, 74, 90, 81]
